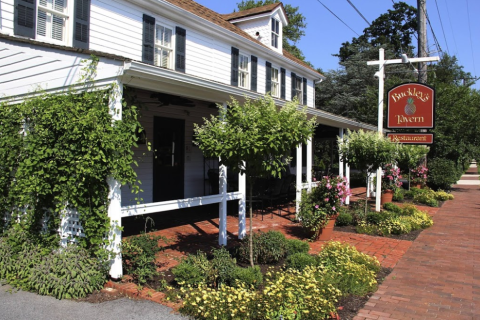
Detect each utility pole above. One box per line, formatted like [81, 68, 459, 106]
[417, 0, 428, 83]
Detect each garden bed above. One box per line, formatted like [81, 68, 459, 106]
[335, 224, 423, 241]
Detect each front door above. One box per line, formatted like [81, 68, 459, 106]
[153, 117, 185, 202]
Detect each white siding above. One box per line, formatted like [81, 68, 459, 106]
[0, 0, 14, 35]
[234, 18, 268, 47]
[0, 39, 123, 99]
[120, 88, 218, 206]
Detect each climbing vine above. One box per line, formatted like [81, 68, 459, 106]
[0, 56, 141, 252]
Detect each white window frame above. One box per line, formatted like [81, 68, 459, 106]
[271, 66, 279, 97]
[238, 53, 249, 89]
[295, 76, 303, 104]
[271, 18, 279, 48]
[154, 22, 174, 69]
[36, 0, 71, 45]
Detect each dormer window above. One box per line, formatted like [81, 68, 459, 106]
[271, 18, 279, 48]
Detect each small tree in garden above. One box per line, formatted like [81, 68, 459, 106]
[337, 129, 397, 213]
[396, 144, 429, 188]
[194, 95, 316, 267]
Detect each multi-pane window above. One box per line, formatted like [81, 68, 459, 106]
[271, 67, 279, 97]
[238, 53, 249, 88]
[154, 24, 173, 68]
[271, 18, 279, 48]
[295, 76, 303, 104]
[37, 0, 68, 42]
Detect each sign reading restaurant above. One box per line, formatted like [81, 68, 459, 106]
[387, 83, 435, 129]
[387, 133, 434, 145]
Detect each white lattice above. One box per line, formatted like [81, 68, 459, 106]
[59, 208, 85, 246]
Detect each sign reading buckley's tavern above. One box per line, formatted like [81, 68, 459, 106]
[387, 83, 435, 129]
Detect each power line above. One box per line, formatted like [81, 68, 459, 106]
[434, 0, 450, 55]
[315, 0, 360, 36]
[465, 0, 478, 77]
[443, 0, 459, 55]
[346, 0, 370, 26]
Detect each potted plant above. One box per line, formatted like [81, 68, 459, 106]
[298, 176, 351, 240]
[410, 165, 428, 189]
[381, 163, 402, 204]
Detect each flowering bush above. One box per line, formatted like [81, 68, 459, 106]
[298, 176, 351, 238]
[411, 165, 428, 185]
[381, 163, 402, 192]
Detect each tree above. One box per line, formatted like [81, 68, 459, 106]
[236, 0, 308, 62]
[194, 95, 315, 266]
[337, 2, 417, 63]
[337, 129, 397, 213]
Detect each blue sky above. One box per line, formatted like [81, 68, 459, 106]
[195, 0, 479, 90]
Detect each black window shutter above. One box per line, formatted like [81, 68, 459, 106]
[280, 68, 286, 99]
[142, 14, 155, 65]
[73, 0, 90, 50]
[303, 77, 307, 105]
[14, 0, 36, 38]
[291, 72, 296, 101]
[175, 27, 186, 72]
[231, 47, 239, 86]
[250, 55, 257, 92]
[265, 61, 272, 94]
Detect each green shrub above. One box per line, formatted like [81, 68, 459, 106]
[413, 189, 439, 207]
[349, 200, 368, 225]
[172, 251, 211, 286]
[379, 217, 409, 235]
[285, 238, 310, 256]
[393, 188, 404, 201]
[435, 190, 454, 201]
[400, 203, 418, 216]
[121, 233, 167, 284]
[232, 266, 263, 288]
[366, 212, 385, 225]
[336, 211, 354, 226]
[428, 158, 458, 191]
[285, 252, 316, 271]
[317, 241, 380, 295]
[356, 222, 379, 235]
[404, 186, 423, 199]
[237, 230, 287, 264]
[383, 202, 402, 214]
[28, 245, 107, 299]
[209, 246, 237, 287]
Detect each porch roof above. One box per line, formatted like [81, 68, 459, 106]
[122, 60, 380, 132]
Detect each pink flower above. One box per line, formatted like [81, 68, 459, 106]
[315, 205, 319, 209]
[324, 198, 329, 202]
[332, 206, 336, 211]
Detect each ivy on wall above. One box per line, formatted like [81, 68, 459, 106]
[0, 57, 141, 252]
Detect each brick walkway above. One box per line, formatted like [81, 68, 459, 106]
[355, 164, 480, 320]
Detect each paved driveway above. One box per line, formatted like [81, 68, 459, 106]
[0, 284, 188, 320]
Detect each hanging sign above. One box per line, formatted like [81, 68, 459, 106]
[387, 83, 435, 129]
[387, 133, 434, 145]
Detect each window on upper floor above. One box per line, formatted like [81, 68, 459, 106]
[271, 67, 280, 97]
[291, 73, 307, 105]
[271, 18, 279, 48]
[238, 53, 249, 89]
[231, 47, 257, 91]
[14, 0, 90, 49]
[154, 24, 173, 68]
[142, 14, 186, 73]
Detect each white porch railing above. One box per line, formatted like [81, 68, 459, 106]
[120, 192, 243, 217]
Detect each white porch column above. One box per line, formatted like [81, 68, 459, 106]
[295, 144, 303, 216]
[238, 165, 246, 239]
[306, 138, 312, 191]
[338, 128, 344, 178]
[107, 80, 123, 278]
[345, 162, 350, 205]
[218, 102, 228, 246]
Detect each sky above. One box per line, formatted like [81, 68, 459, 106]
[194, 0, 479, 90]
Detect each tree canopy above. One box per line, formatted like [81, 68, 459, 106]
[236, 0, 308, 62]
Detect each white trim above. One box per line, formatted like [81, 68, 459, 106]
[121, 192, 243, 217]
